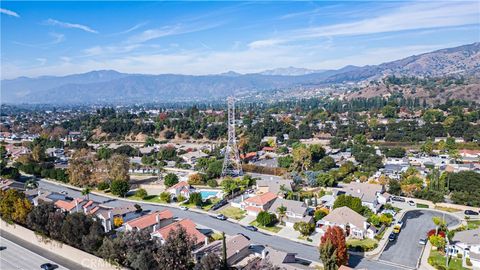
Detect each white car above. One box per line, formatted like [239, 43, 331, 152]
[180, 206, 189, 211]
[407, 200, 415, 206]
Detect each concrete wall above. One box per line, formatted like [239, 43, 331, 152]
[0, 220, 121, 270]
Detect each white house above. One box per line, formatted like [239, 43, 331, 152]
[451, 228, 480, 269]
[166, 181, 193, 199]
[268, 197, 312, 228]
[317, 206, 370, 239]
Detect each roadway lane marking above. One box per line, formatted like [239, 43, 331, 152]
[0, 236, 69, 270]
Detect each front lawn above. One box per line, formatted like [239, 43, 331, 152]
[347, 238, 378, 252]
[127, 194, 168, 203]
[249, 221, 282, 233]
[417, 203, 430, 208]
[428, 250, 466, 270]
[219, 206, 246, 220]
[467, 219, 480, 230]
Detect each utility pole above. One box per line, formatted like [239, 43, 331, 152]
[222, 97, 243, 177]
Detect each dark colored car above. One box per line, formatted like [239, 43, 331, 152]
[392, 196, 406, 202]
[245, 226, 258, 231]
[465, 210, 479, 216]
[40, 263, 57, 270]
[388, 233, 397, 242]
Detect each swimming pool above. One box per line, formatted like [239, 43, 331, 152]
[199, 190, 221, 200]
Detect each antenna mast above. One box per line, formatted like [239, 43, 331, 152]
[222, 97, 243, 177]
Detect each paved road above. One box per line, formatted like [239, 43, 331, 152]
[379, 210, 460, 269]
[38, 180, 407, 270]
[0, 233, 73, 270]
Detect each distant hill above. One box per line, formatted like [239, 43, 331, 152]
[1, 42, 478, 104]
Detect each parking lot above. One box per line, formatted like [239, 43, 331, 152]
[379, 210, 460, 269]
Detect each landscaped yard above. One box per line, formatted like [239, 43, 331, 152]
[219, 206, 246, 220]
[249, 221, 282, 233]
[347, 238, 378, 252]
[467, 219, 480, 230]
[127, 194, 168, 203]
[181, 197, 221, 211]
[434, 206, 462, 213]
[428, 250, 467, 270]
[417, 203, 430, 208]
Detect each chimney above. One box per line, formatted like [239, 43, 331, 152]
[204, 237, 208, 247]
[261, 249, 266, 259]
[75, 199, 79, 212]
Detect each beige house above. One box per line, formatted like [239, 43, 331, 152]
[316, 206, 370, 239]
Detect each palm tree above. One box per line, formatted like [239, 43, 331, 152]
[277, 205, 287, 225]
[24, 179, 38, 190]
[82, 187, 91, 200]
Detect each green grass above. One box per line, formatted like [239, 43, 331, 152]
[417, 203, 430, 208]
[467, 220, 480, 230]
[428, 250, 467, 270]
[434, 206, 462, 213]
[180, 197, 221, 211]
[219, 206, 246, 220]
[347, 238, 378, 252]
[249, 221, 282, 233]
[127, 194, 169, 203]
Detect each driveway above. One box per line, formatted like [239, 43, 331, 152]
[379, 210, 461, 269]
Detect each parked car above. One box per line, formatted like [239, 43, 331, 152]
[211, 199, 228, 211]
[419, 239, 427, 245]
[388, 233, 397, 242]
[464, 210, 479, 216]
[0, 246, 6, 251]
[393, 224, 401, 234]
[216, 214, 227, 220]
[407, 200, 416, 206]
[179, 206, 189, 211]
[382, 209, 397, 216]
[245, 226, 258, 231]
[392, 196, 405, 202]
[237, 233, 250, 240]
[40, 263, 57, 270]
[397, 221, 404, 228]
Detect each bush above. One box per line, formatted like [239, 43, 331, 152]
[466, 258, 472, 266]
[164, 173, 179, 187]
[314, 209, 328, 222]
[97, 181, 110, 191]
[135, 188, 148, 199]
[159, 192, 171, 203]
[177, 194, 187, 202]
[188, 173, 204, 185]
[207, 179, 218, 188]
[256, 211, 276, 227]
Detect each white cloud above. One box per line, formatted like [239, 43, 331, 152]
[108, 22, 147, 36]
[0, 8, 20, 17]
[45, 18, 98, 33]
[252, 1, 480, 46]
[12, 32, 65, 48]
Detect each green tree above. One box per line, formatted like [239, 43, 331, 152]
[333, 195, 363, 214]
[189, 192, 203, 206]
[319, 240, 338, 270]
[256, 211, 276, 227]
[154, 226, 196, 270]
[107, 154, 130, 182]
[159, 192, 171, 203]
[293, 221, 315, 237]
[164, 173, 179, 187]
[291, 144, 312, 172]
[276, 205, 287, 225]
[110, 180, 130, 197]
[317, 173, 336, 187]
[81, 187, 91, 200]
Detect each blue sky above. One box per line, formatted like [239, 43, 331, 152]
[1, 1, 479, 79]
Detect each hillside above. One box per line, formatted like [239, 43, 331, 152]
[1, 42, 478, 104]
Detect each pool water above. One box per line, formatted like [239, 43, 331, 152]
[199, 190, 219, 200]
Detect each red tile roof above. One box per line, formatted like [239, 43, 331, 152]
[167, 181, 189, 190]
[262, 147, 275, 152]
[245, 206, 262, 213]
[125, 210, 173, 230]
[240, 152, 257, 160]
[54, 198, 84, 211]
[244, 192, 277, 206]
[153, 219, 205, 245]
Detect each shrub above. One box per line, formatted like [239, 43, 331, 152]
[293, 221, 315, 236]
[314, 209, 328, 222]
[135, 188, 148, 199]
[177, 194, 187, 202]
[429, 235, 446, 249]
[207, 179, 218, 188]
[188, 173, 204, 185]
[159, 192, 171, 203]
[97, 181, 110, 191]
[466, 258, 472, 266]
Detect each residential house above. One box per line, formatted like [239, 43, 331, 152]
[335, 182, 386, 213]
[124, 210, 173, 232]
[256, 247, 310, 270]
[151, 219, 207, 247]
[268, 197, 312, 228]
[317, 206, 370, 239]
[54, 198, 86, 213]
[255, 176, 293, 195]
[88, 203, 140, 232]
[451, 228, 480, 268]
[166, 181, 193, 199]
[193, 234, 250, 265]
[239, 192, 277, 216]
[180, 151, 209, 165]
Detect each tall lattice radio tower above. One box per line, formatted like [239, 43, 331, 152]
[221, 97, 243, 177]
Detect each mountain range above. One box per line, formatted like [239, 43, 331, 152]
[1, 42, 478, 104]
